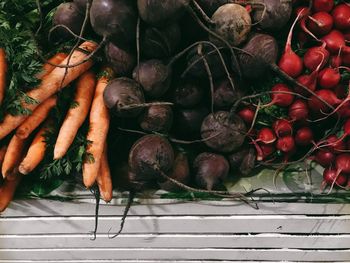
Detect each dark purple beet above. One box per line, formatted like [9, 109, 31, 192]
[214, 79, 243, 109]
[90, 0, 137, 46]
[238, 33, 278, 79]
[137, 0, 190, 26]
[239, 147, 256, 176]
[193, 152, 229, 190]
[132, 59, 172, 99]
[103, 77, 145, 117]
[186, 43, 229, 79]
[173, 107, 210, 139]
[158, 152, 190, 191]
[141, 23, 181, 59]
[105, 42, 136, 76]
[73, 0, 89, 10]
[52, 2, 85, 39]
[129, 135, 175, 181]
[138, 105, 173, 133]
[227, 148, 249, 169]
[173, 82, 203, 108]
[201, 111, 247, 153]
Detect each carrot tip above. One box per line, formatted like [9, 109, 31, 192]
[18, 165, 29, 175]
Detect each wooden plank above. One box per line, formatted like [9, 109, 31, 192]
[0, 248, 349, 261]
[0, 234, 349, 249]
[0, 215, 350, 234]
[2, 199, 350, 217]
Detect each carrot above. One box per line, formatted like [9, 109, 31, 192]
[54, 71, 96, 159]
[16, 96, 57, 139]
[2, 135, 27, 179]
[0, 41, 97, 140]
[0, 144, 7, 168]
[96, 143, 113, 202]
[36, 53, 68, 79]
[18, 123, 50, 175]
[0, 174, 23, 212]
[83, 70, 113, 188]
[0, 48, 7, 105]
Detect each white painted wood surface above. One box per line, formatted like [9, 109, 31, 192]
[1, 200, 350, 262]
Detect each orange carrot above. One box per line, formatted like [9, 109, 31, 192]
[0, 41, 97, 140]
[18, 123, 50, 175]
[0, 174, 23, 212]
[0, 144, 7, 168]
[2, 135, 27, 179]
[96, 143, 113, 202]
[54, 71, 96, 159]
[83, 70, 113, 188]
[16, 96, 57, 139]
[0, 48, 7, 105]
[36, 52, 68, 79]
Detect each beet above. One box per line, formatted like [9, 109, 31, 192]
[210, 3, 252, 46]
[173, 82, 203, 108]
[186, 43, 229, 79]
[105, 42, 136, 75]
[103, 77, 145, 117]
[214, 79, 243, 109]
[201, 111, 247, 153]
[141, 23, 182, 59]
[239, 147, 256, 176]
[228, 148, 249, 169]
[132, 60, 172, 99]
[129, 134, 175, 182]
[173, 107, 209, 139]
[159, 152, 190, 192]
[52, 2, 85, 39]
[90, 0, 137, 46]
[137, 0, 190, 26]
[238, 33, 278, 79]
[193, 152, 229, 190]
[73, 0, 89, 10]
[252, 0, 292, 31]
[138, 105, 173, 133]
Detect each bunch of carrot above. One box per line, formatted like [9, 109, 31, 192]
[0, 41, 113, 212]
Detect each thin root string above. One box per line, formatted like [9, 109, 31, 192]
[190, 0, 216, 26]
[136, 17, 141, 71]
[108, 191, 135, 239]
[119, 102, 174, 111]
[35, 0, 43, 36]
[89, 184, 100, 241]
[49, 25, 89, 42]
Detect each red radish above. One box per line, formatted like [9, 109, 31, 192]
[308, 12, 334, 36]
[322, 168, 347, 187]
[272, 119, 293, 137]
[326, 82, 350, 116]
[237, 107, 255, 125]
[303, 43, 330, 71]
[313, 0, 334, 13]
[329, 55, 342, 68]
[308, 89, 341, 114]
[335, 84, 347, 99]
[276, 135, 296, 153]
[332, 4, 350, 30]
[318, 67, 341, 89]
[325, 134, 347, 153]
[257, 128, 276, 144]
[296, 50, 326, 95]
[295, 127, 314, 146]
[289, 99, 309, 121]
[278, 11, 304, 78]
[338, 101, 350, 117]
[313, 150, 335, 167]
[343, 46, 350, 66]
[265, 84, 294, 108]
[256, 143, 275, 161]
[322, 30, 345, 54]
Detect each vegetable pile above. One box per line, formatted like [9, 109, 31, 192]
[0, 0, 349, 232]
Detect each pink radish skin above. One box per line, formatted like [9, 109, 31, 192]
[313, 0, 334, 13]
[278, 10, 304, 78]
[303, 43, 329, 71]
[308, 12, 334, 36]
[295, 127, 313, 146]
[322, 30, 345, 54]
[266, 84, 294, 107]
[276, 136, 296, 153]
[318, 67, 341, 89]
[335, 154, 350, 174]
[257, 128, 277, 144]
[326, 135, 347, 153]
[330, 55, 342, 68]
[313, 150, 335, 167]
[272, 119, 293, 137]
[256, 143, 275, 161]
[238, 107, 255, 125]
[323, 168, 347, 186]
[289, 99, 309, 121]
[308, 89, 341, 114]
[332, 4, 350, 30]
